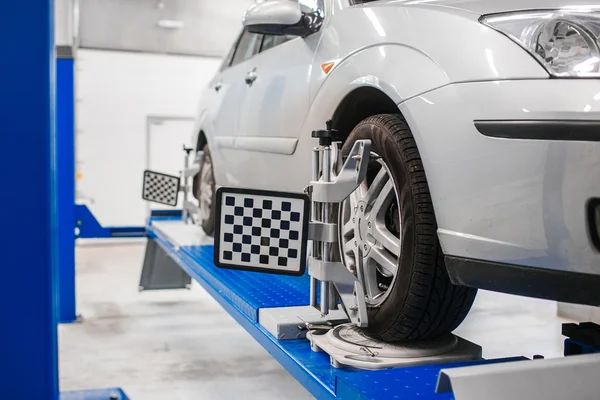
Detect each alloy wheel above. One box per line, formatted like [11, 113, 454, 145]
[339, 155, 401, 306]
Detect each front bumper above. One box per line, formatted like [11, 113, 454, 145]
[399, 79, 600, 276]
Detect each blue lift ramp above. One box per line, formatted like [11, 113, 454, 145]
[145, 217, 525, 400]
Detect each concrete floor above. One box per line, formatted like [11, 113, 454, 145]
[59, 241, 573, 399]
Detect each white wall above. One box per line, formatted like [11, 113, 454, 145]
[75, 49, 221, 227]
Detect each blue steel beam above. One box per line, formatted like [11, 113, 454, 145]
[57, 54, 77, 323]
[147, 219, 527, 399]
[75, 205, 146, 238]
[61, 388, 130, 400]
[0, 1, 58, 399]
[148, 229, 337, 400]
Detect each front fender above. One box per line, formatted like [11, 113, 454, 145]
[323, 43, 451, 102]
[302, 44, 448, 133]
[302, 3, 549, 133]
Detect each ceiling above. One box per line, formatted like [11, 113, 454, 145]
[78, 0, 255, 57]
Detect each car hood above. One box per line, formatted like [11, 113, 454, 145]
[378, 0, 600, 16]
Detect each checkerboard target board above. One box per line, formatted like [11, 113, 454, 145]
[214, 187, 309, 276]
[142, 170, 180, 206]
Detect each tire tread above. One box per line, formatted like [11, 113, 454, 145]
[358, 114, 476, 342]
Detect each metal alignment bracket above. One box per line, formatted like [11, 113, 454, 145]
[307, 136, 372, 328]
[307, 222, 337, 243]
[181, 147, 203, 224]
[310, 140, 371, 204]
[142, 145, 203, 224]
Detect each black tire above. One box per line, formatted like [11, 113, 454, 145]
[192, 144, 216, 235]
[340, 114, 477, 342]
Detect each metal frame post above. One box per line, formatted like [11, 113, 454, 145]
[320, 144, 331, 315]
[57, 47, 77, 323]
[309, 147, 320, 307]
[144, 115, 195, 218]
[0, 1, 59, 398]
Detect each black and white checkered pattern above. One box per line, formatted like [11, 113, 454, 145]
[142, 170, 180, 206]
[214, 188, 309, 276]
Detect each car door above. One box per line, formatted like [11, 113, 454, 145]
[228, 1, 326, 193]
[207, 29, 264, 188]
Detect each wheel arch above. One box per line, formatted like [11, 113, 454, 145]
[331, 86, 400, 142]
[195, 129, 208, 152]
[306, 44, 450, 141]
[325, 85, 445, 241]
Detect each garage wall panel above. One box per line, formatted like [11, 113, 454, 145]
[75, 49, 221, 227]
[79, 0, 253, 57]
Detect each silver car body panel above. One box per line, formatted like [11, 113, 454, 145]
[192, 0, 600, 277]
[400, 79, 600, 275]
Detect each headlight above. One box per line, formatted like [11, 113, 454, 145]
[481, 10, 600, 77]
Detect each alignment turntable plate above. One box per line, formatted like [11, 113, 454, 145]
[308, 324, 482, 370]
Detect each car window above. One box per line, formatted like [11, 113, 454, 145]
[260, 35, 295, 53]
[219, 33, 240, 72]
[230, 30, 263, 67]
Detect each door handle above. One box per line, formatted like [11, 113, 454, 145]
[245, 68, 257, 86]
[214, 81, 222, 92]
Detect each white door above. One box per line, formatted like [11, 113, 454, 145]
[236, 32, 321, 193]
[207, 29, 265, 188]
[231, 1, 326, 193]
[147, 118, 196, 214]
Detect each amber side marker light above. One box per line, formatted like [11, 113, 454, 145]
[321, 62, 335, 74]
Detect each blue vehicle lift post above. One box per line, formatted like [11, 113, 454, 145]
[0, 3, 129, 398]
[56, 45, 77, 324]
[0, 1, 59, 398]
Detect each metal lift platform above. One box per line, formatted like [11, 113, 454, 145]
[144, 215, 529, 400]
[139, 135, 600, 400]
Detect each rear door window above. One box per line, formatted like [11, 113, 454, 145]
[260, 35, 295, 53]
[219, 33, 240, 72]
[230, 30, 263, 67]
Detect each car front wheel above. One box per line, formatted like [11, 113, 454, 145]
[338, 114, 477, 342]
[193, 144, 216, 235]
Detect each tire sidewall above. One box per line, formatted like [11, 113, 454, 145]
[340, 118, 418, 338]
[197, 144, 216, 235]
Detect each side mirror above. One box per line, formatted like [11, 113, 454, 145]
[243, 0, 320, 36]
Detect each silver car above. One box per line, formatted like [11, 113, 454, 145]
[192, 0, 600, 341]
